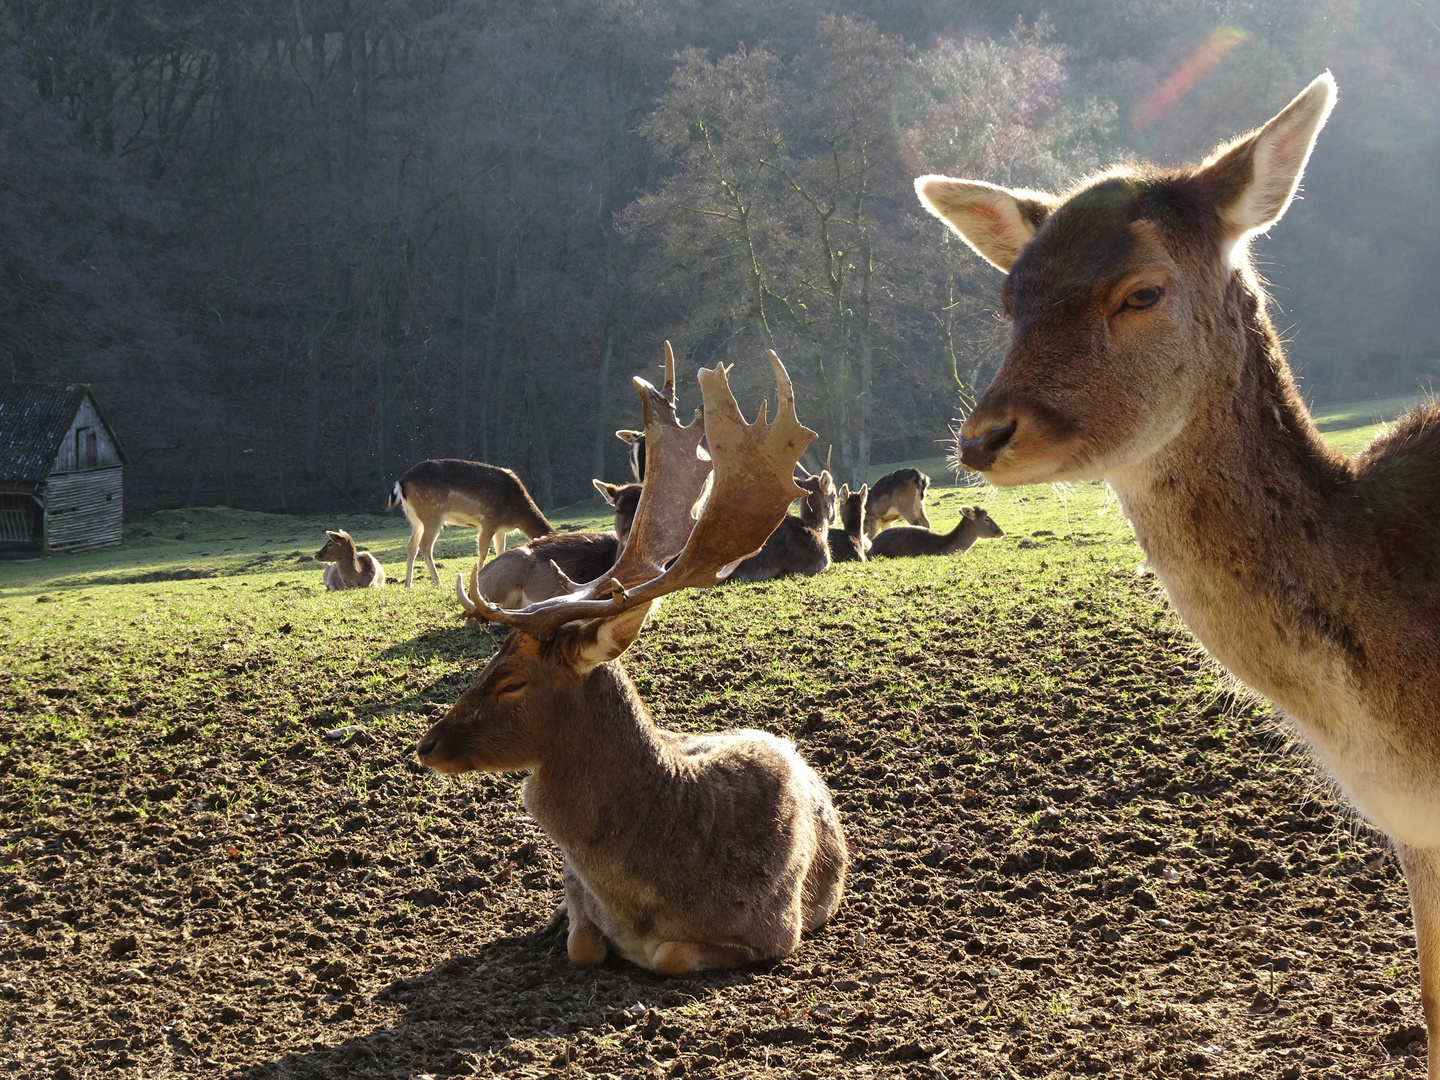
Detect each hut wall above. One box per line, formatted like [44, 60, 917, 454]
[44, 467, 123, 552]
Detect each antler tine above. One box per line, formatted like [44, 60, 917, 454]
[456, 566, 484, 620]
[662, 340, 676, 407]
[826, 445, 833, 475]
[466, 351, 815, 640]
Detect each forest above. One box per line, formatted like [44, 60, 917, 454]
[1, 0, 1436, 516]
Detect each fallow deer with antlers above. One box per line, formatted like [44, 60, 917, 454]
[918, 73, 1440, 1075]
[388, 460, 554, 588]
[419, 348, 846, 975]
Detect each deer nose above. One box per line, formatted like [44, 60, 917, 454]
[415, 731, 438, 763]
[959, 420, 1017, 471]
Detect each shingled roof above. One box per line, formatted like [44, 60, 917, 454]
[0, 383, 125, 484]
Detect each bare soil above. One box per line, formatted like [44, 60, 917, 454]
[1, 563, 1425, 1080]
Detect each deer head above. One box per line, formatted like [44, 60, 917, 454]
[422, 348, 816, 772]
[314, 530, 357, 564]
[916, 74, 1336, 487]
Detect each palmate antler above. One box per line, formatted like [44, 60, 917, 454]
[456, 345, 816, 638]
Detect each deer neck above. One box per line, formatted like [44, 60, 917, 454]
[944, 517, 978, 554]
[338, 548, 367, 586]
[521, 664, 670, 861]
[1105, 281, 1355, 724]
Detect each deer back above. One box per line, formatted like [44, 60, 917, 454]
[469, 532, 622, 612]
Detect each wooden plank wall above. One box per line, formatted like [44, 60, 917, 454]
[50, 396, 124, 474]
[45, 468, 123, 552]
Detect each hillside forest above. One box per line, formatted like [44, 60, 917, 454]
[1, 0, 1436, 516]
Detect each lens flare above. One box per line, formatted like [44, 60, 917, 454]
[1132, 27, 1249, 131]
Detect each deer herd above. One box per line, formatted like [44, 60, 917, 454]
[318, 76, 1440, 1071]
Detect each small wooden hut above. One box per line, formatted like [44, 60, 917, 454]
[0, 384, 129, 554]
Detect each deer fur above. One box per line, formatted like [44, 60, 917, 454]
[828, 483, 868, 563]
[864, 468, 932, 539]
[389, 459, 553, 587]
[920, 72, 1440, 1077]
[314, 530, 385, 590]
[867, 506, 1003, 558]
[730, 470, 836, 583]
[417, 612, 847, 975]
[616, 429, 646, 482]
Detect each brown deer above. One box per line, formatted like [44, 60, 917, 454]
[729, 468, 836, 583]
[592, 479, 643, 550]
[453, 481, 644, 620]
[420, 350, 846, 975]
[863, 467, 932, 539]
[828, 483, 868, 563]
[313, 530, 386, 590]
[388, 460, 554, 587]
[918, 72, 1440, 1075]
[867, 506, 1003, 559]
[615, 429, 646, 481]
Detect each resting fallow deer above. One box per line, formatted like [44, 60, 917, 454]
[918, 72, 1440, 1075]
[828, 483, 869, 563]
[863, 467, 932, 539]
[729, 468, 836, 583]
[454, 480, 646, 621]
[388, 459, 554, 588]
[421, 350, 846, 975]
[314, 530, 386, 590]
[867, 506, 1003, 559]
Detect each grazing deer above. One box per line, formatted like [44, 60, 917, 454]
[422, 350, 846, 975]
[454, 480, 645, 620]
[388, 459, 554, 588]
[864, 467, 932, 539]
[918, 73, 1440, 1075]
[729, 469, 836, 583]
[828, 483, 869, 563]
[867, 506, 1003, 559]
[314, 530, 386, 590]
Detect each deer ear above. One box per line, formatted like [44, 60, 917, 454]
[615, 429, 642, 445]
[914, 177, 1058, 271]
[1199, 73, 1335, 253]
[959, 506, 976, 520]
[593, 479, 618, 505]
[326, 530, 343, 541]
[570, 601, 656, 673]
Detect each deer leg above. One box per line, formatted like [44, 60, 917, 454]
[1398, 844, 1440, 1078]
[492, 528, 509, 557]
[913, 503, 931, 530]
[420, 525, 442, 586]
[475, 527, 501, 570]
[561, 864, 608, 968]
[404, 525, 423, 588]
[648, 940, 763, 976]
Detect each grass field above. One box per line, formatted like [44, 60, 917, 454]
[0, 395, 1430, 1079]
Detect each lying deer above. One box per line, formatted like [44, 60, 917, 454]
[388, 459, 554, 587]
[864, 467, 932, 539]
[867, 506, 1003, 559]
[453, 480, 644, 619]
[615, 429, 646, 481]
[828, 483, 868, 563]
[729, 468, 836, 583]
[919, 72, 1440, 1075]
[314, 530, 386, 590]
[420, 349, 846, 975]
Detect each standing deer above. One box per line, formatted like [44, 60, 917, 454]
[388, 460, 554, 588]
[314, 530, 386, 590]
[420, 351, 846, 975]
[729, 468, 836, 583]
[453, 480, 644, 620]
[828, 483, 869, 563]
[864, 467, 932, 539]
[867, 506, 1003, 559]
[918, 73, 1440, 1075]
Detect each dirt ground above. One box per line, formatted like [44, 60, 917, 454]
[0, 558, 1426, 1080]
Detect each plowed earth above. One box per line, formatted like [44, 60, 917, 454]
[0, 521, 1426, 1080]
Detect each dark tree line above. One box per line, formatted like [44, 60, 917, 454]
[0, 0, 1435, 515]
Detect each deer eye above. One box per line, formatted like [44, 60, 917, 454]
[1119, 285, 1164, 313]
[497, 680, 527, 696]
